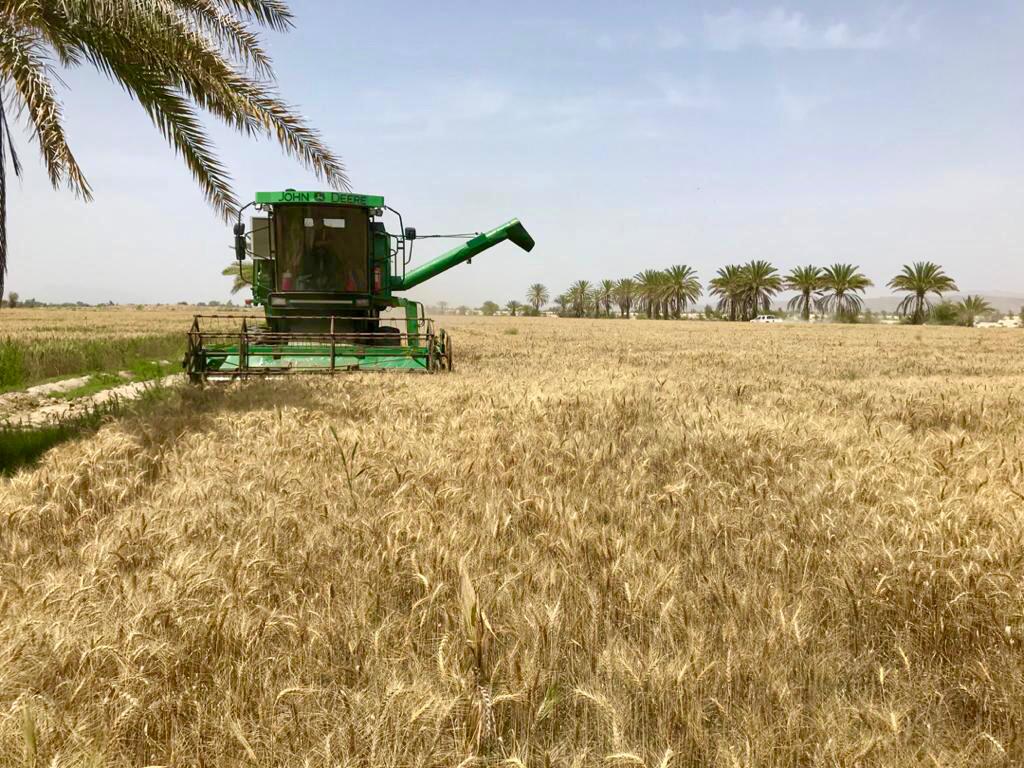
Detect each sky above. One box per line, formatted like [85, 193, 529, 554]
[4, 0, 1024, 306]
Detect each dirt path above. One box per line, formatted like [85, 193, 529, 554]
[0, 374, 183, 427]
[0, 375, 94, 417]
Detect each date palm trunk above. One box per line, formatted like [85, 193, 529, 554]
[0, 99, 8, 299]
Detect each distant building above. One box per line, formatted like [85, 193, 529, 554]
[978, 315, 1021, 329]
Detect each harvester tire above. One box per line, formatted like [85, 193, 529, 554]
[183, 351, 202, 385]
[372, 325, 401, 346]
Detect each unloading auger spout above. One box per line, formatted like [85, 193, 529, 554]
[392, 219, 536, 290]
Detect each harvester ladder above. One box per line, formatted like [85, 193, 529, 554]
[239, 317, 249, 372]
[329, 316, 336, 372]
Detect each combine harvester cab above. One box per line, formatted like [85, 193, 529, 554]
[184, 191, 534, 381]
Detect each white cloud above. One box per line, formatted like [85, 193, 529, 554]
[354, 80, 510, 138]
[775, 83, 824, 123]
[593, 30, 642, 51]
[656, 28, 688, 50]
[651, 75, 719, 110]
[355, 69, 719, 143]
[704, 8, 889, 51]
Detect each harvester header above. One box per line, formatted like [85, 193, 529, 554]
[183, 190, 534, 380]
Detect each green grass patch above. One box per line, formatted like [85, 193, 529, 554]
[56, 360, 174, 400]
[0, 334, 184, 391]
[0, 378, 178, 475]
[55, 373, 126, 400]
[0, 410, 107, 476]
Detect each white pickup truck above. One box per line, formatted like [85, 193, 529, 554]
[750, 315, 783, 324]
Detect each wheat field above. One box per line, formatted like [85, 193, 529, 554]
[0, 307, 216, 388]
[2, 316, 1024, 766]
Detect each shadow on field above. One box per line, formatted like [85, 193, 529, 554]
[122, 379, 325, 449]
[0, 379, 323, 476]
[0, 411, 109, 475]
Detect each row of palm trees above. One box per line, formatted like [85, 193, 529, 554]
[526, 262, 964, 324]
[529, 266, 702, 320]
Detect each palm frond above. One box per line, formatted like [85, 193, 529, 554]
[0, 17, 92, 199]
[62, 4, 336, 188]
[172, 0, 278, 77]
[120, 69, 240, 216]
[894, 294, 917, 317]
[0, 0, 347, 294]
[208, 0, 295, 31]
[222, 260, 253, 293]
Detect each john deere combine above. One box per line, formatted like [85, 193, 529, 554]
[184, 191, 534, 380]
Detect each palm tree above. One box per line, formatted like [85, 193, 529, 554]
[634, 269, 667, 318]
[613, 278, 636, 319]
[888, 262, 958, 325]
[568, 280, 592, 318]
[222, 261, 254, 294]
[663, 265, 702, 318]
[785, 266, 824, 321]
[553, 293, 569, 315]
[709, 265, 745, 321]
[958, 295, 993, 327]
[597, 279, 617, 317]
[819, 264, 873, 321]
[505, 300, 521, 317]
[0, 1, 346, 299]
[738, 261, 782, 320]
[527, 283, 549, 313]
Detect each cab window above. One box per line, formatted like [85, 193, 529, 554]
[274, 205, 368, 291]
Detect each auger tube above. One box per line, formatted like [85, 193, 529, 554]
[391, 219, 535, 291]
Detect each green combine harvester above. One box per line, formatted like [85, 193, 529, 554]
[184, 190, 534, 381]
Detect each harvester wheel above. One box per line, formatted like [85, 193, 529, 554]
[373, 325, 401, 346]
[183, 351, 203, 385]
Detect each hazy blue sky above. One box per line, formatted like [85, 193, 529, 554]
[5, 1, 1023, 305]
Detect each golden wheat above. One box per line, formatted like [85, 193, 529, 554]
[0, 306, 259, 387]
[1, 316, 1023, 766]
[0, 306, 207, 342]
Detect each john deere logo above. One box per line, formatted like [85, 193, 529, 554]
[255, 191, 385, 206]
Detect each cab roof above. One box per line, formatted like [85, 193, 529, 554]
[255, 191, 384, 207]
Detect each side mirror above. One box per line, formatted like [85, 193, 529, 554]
[404, 227, 417, 241]
[233, 222, 246, 261]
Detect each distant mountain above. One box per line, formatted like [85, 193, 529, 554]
[861, 292, 1024, 314]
